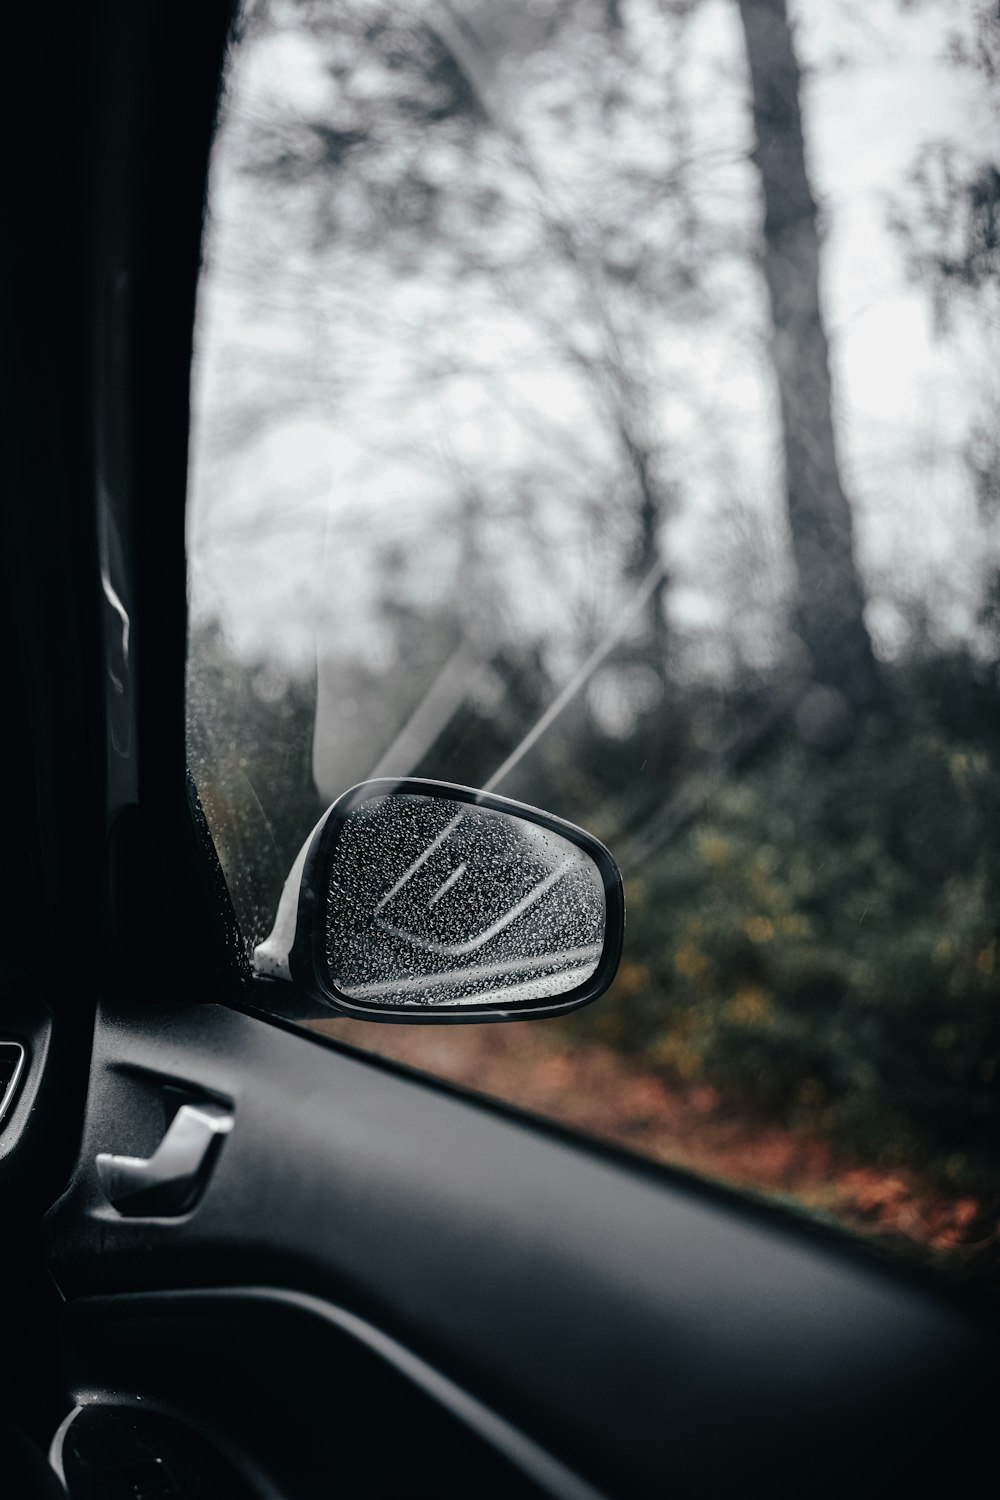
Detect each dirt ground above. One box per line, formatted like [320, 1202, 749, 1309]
[310, 1018, 1000, 1279]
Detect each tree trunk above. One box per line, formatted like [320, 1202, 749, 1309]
[617, 409, 671, 694]
[736, 0, 882, 709]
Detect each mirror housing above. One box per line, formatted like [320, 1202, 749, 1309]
[255, 778, 624, 1022]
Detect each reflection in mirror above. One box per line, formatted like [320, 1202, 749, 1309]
[324, 794, 606, 1009]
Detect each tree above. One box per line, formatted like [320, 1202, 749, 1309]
[736, 0, 882, 710]
[887, 2, 1000, 573]
[199, 0, 750, 709]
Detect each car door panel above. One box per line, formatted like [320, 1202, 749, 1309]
[58, 1290, 587, 1500]
[41, 994, 1000, 1498]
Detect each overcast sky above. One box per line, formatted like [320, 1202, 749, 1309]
[188, 0, 999, 679]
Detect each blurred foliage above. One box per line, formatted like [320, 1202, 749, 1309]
[572, 655, 1000, 1199]
[187, 0, 1000, 1266]
[190, 610, 1000, 1207]
[187, 621, 322, 946]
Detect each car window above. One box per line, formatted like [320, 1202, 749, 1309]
[187, 0, 1000, 1279]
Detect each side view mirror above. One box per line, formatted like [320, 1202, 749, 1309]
[255, 778, 624, 1022]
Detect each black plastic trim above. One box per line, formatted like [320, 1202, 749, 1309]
[63, 1288, 606, 1500]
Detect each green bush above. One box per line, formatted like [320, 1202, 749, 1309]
[581, 656, 1000, 1194]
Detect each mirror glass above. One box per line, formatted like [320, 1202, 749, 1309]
[323, 793, 607, 1009]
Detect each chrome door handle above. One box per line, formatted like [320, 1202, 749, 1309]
[96, 1101, 233, 1217]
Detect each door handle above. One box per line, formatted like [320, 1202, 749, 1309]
[96, 1101, 234, 1217]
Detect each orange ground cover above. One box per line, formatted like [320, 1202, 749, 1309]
[312, 1019, 1000, 1278]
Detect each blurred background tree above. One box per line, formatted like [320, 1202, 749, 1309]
[737, 0, 881, 713]
[187, 0, 1000, 1272]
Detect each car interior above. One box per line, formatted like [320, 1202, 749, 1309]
[1, 3, 999, 1497]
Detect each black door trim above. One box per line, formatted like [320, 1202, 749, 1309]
[64, 1287, 607, 1500]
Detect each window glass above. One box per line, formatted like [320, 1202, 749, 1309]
[188, 0, 1000, 1278]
